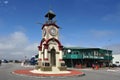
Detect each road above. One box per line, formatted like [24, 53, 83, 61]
[0, 63, 120, 80]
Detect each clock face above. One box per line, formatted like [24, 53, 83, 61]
[49, 27, 57, 36]
[43, 28, 46, 36]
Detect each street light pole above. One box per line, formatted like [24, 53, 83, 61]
[108, 52, 110, 69]
[107, 39, 111, 69]
[107, 48, 110, 69]
[67, 49, 73, 68]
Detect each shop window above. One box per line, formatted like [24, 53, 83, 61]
[84, 52, 88, 56]
[94, 52, 98, 56]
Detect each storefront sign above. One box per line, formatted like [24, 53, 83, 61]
[71, 55, 78, 59]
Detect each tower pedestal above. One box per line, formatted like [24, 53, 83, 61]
[36, 60, 67, 71]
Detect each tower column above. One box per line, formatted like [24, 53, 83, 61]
[44, 44, 48, 60]
[38, 51, 42, 66]
[38, 46, 42, 66]
[59, 46, 63, 61]
[38, 51, 42, 60]
[44, 49, 48, 60]
[59, 50, 63, 61]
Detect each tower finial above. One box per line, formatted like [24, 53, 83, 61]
[45, 10, 56, 20]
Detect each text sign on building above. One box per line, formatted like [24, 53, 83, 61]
[71, 55, 78, 59]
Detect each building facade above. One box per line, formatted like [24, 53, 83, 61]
[113, 54, 120, 66]
[63, 47, 113, 68]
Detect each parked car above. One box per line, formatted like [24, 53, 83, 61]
[0, 60, 1, 66]
[111, 64, 117, 67]
[2, 59, 8, 63]
[14, 60, 21, 63]
[30, 57, 37, 65]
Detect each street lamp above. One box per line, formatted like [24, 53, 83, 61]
[67, 49, 71, 53]
[106, 48, 110, 69]
[108, 51, 110, 69]
[67, 49, 73, 68]
[107, 39, 111, 69]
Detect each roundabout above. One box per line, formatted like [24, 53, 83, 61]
[13, 69, 85, 77]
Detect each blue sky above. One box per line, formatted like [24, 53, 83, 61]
[0, 0, 120, 59]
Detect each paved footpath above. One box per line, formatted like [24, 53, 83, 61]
[107, 68, 120, 73]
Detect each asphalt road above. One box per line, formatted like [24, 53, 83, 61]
[0, 63, 120, 80]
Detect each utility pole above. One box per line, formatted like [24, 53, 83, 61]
[68, 49, 73, 68]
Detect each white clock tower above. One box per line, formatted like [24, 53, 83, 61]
[37, 10, 66, 71]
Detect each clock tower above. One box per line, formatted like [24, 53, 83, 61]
[37, 10, 66, 71]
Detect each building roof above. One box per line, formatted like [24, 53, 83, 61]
[63, 46, 112, 51]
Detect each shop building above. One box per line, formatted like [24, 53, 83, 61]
[63, 47, 113, 68]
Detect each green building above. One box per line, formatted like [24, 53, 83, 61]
[63, 47, 113, 68]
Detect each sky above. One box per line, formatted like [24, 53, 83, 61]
[0, 0, 120, 60]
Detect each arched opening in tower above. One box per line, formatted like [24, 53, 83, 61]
[50, 48, 56, 66]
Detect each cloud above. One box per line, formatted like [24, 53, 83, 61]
[102, 13, 120, 22]
[102, 3, 120, 23]
[4, 0, 8, 4]
[59, 33, 81, 47]
[0, 0, 8, 6]
[90, 29, 114, 38]
[102, 44, 120, 54]
[0, 19, 4, 28]
[0, 31, 38, 60]
[63, 43, 78, 47]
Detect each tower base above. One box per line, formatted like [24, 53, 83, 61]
[35, 66, 67, 71]
[36, 60, 67, 71]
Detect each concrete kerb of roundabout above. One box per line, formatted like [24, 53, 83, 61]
[12, 68, 85, 78]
